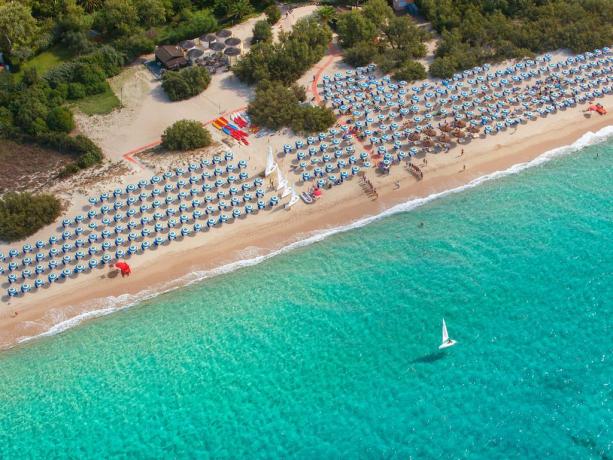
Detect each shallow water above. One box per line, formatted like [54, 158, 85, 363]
[0, 137, 611, 459]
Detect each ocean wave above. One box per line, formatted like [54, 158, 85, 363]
[13, 125, 613, 348]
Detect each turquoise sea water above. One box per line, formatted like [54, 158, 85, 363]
[0, 135, 612, 459]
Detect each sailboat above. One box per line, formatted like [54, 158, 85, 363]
[265, 146, 278, 177]
[438, 318, 457, 349]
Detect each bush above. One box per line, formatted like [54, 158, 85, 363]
[291, 105, 336, 135]
[265, 5, 281, 25]
[158, 9, 217, 45]
[0, 192, 62, 242]
[252, 20, 272, 44]
[115, 32, 156, 61]
[344, 42, 378, 67]
[429, 56, 459, 79]
[162, 120, 212, 151]
[234, 17, 332, 85]
[162, 66, 211, 101]
[392, 60, 427, 82]
[46, 107, 75, 132]
[35, 132, 104, 175]
[247, 80, 336, 134]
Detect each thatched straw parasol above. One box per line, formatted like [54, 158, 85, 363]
[423, 127, 437, 137]
[467, 126, 480, 134]
[439, 134, 451, 143]
[440, 123, 452, 133]
[452, 129, 465, 139]
[454, 120, 467, 129]
[421, 139, 434, 148]
[408, 132, 421, 142]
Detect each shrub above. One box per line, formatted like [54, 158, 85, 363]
[265, 5, 281, 25]
[115, 32, 156, 61]
[158, 9, 217, 45]
[68, 83, 86, 99]
[252, 20, 272, 44]
[344, 42, 378, 67]
[35, 132, 104, 175]
[247, 81, 336, 134]
[291, 105, 336, 135]
[162, 66, 211, 101]
[392, 60, 427, 82]
[162, 120, 212, 151]
[46, 107, 75, 133]
[234, 17, 332, 85]
[429, 56, 459, 79]
[0, 192, 62, 242]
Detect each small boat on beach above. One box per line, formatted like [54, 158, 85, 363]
[300, 192, 313, 204]
[438, 318, 457, 349]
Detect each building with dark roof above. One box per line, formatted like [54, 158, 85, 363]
[155, 45, 188, 70]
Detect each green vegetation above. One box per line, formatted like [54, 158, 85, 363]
[162, 66, 211, 101]
[265, 4, 281, 25]
[247, 81, 336, 134]
[336, 0, 428, 80]
[0, 192, 62, 242]
[162, 120, 212, 151]
[16, 45, 74, 79]
[393, 60, 427, 82]
[233, 17, 332, 85]
[416, 0, 613, 78]
[74, 82, 121, 115]
[252, 20, 273, 44]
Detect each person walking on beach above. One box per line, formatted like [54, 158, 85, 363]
[460, 149, 464, 156]
[462, 164, 466, 172]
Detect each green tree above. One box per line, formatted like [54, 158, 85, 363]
[0, 192, 62, 242]
[392, 60, 427, 82]
[429, 55, 459, 79]
[316, 6, 337, 26]
[162, 120, 212, 150]
[133, 0, 167, 27]
[94, 0, 139, 37]
[47, 106, 75, 133]
[0, 2, 39, 62]
[228, 0, 254, 22]
[162, 66, 211, 101]
[247, 80, 300, 130]
[265, 4, 281, 25]
[336, 10, 377, 48]
[362, 0, 393, 27]
[343, 42, 378, 67]
[291, 105, 336, 134]
[383, 17, 427, 57]
[252, 20, 272, 44]
[78, 0, 104, 13]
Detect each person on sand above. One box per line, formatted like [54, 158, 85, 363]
[461, 149, 464, 156]
[394, 181, 400, 190]
[462, 164, 466, 172]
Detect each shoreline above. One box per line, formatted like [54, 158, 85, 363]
[1, 106, 611, 351]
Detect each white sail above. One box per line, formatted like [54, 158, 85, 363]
[442, 319, 449, 343]
[285, 187, 299, 208]
[439, 318, 457, 349]
[276, 168, 288, 191]
[265, 146, 278, 177]
[281, 183, 292, 198]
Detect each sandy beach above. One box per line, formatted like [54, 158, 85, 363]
[1, 97, 610, 349]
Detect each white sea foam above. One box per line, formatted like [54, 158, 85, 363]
[13, 125, 613, 348]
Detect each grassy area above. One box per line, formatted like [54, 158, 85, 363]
[17, 45, 74, 77]
[73, 82, 121, 116]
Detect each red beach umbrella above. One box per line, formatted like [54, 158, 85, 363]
[115, 261, 131, 275]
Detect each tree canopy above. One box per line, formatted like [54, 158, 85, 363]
[247, 80, 336, 134]
[416, 0, 613, 78]
[0, 192, 62, 242]
[162, 119, 212, 150]
[336, 0, 428, 77]
[162, 66, 211, 101]
[233, 16, 332, 85]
